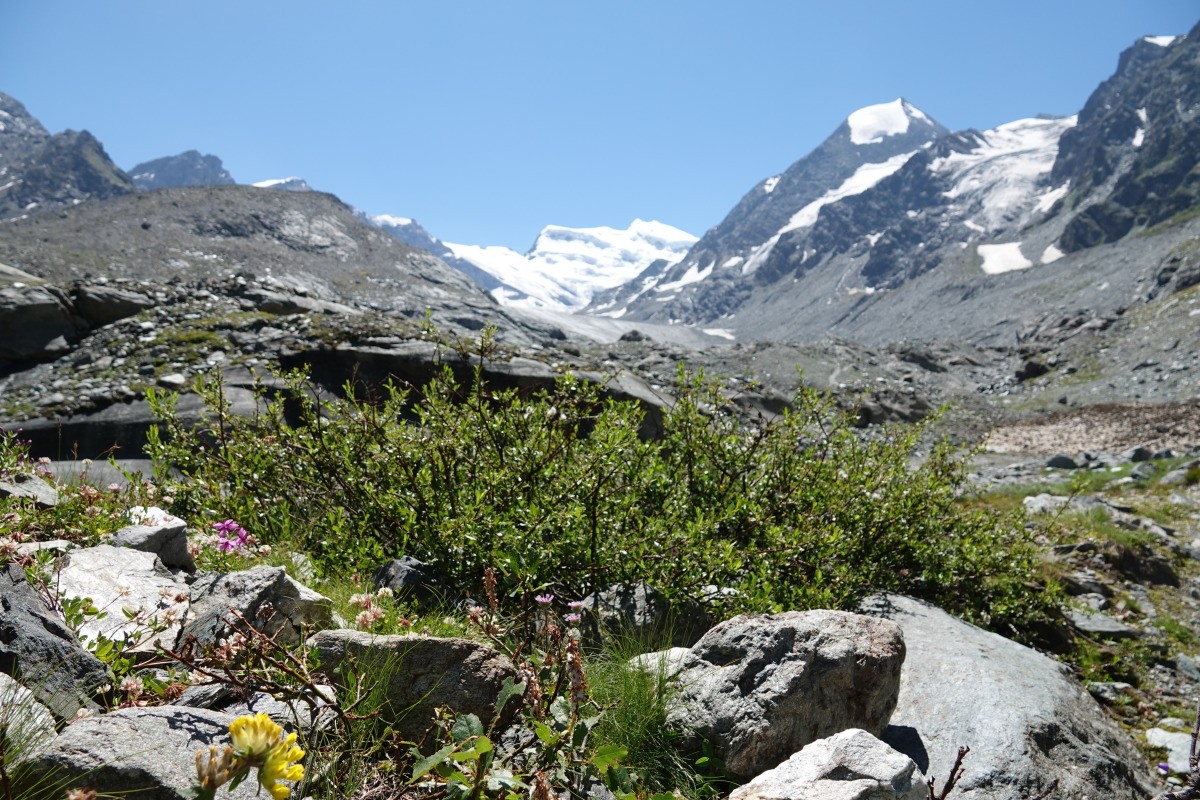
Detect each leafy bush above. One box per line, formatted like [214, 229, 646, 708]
[145, 338, 1053, 636]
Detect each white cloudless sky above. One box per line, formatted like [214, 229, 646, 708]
[1, 2, 1196, 250]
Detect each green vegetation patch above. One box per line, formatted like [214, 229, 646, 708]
[145, 335, 1055, 638]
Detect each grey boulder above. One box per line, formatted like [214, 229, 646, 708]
[16, 706, 263, 800]
[112, 519, 195, 571]
[71, 283, 155, 327]
[860, 593, 1155, 799]
[181, 566, 332, 648]
[665, 610, 905, 779]
[0, 672, 57, 766]
[0, 471, 59, 508]
[56, 544, 188, 653]
[307, 629, 519, 741]
[581, 581, 708, 648]
[0, 284, 83, 360]
[729, 728, 925, 800]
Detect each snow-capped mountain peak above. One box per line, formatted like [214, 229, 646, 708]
[444, 219, 697, 312]
[252, 176, 313, 192]
[846, 98, 931, 145]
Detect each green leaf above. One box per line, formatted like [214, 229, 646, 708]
[490, 676, 525, 726]
[451, 713, 484, 742]
[408, 743, 456, 783]
[533, 721, 559, 746]
[590, 743, 626, 772]
[550, 695, 571, 726]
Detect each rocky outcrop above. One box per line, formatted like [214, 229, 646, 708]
[0, 285, 85, 360]
[0, 563, 110, 720]
[859, 593, 1156, 800]
[663, 610, 905, 779]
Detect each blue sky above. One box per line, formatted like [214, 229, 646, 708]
[2, 2, 1196, 250]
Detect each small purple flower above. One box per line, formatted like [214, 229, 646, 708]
[1159, 763, 1171, 775]
[212, 519, 249, 552]
[565, 613, 582, 623]
[535, 593, 554, 605]
[567, 600, 585, 609]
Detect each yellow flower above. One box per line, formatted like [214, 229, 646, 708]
[226, 713, 304, 798]
[229, 713, 282, 763]
[258, 732, 305, 800]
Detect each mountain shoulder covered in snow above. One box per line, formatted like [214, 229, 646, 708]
[359, 217, 693, 312]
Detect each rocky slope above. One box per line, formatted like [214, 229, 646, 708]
[0, 184, 511, 328]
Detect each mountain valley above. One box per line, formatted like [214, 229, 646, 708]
[0, 24, 1197, 461]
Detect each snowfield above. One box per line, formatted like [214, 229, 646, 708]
[447, 219, 696, 312]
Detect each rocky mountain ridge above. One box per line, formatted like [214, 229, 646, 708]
[591, 25, 1200, 350]
[0, 93, 134, 221]
[129, 150, 235, 191]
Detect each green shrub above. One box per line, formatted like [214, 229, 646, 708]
[145, 341, 1053, 637]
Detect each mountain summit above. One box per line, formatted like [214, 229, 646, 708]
[589, 98, 947, 319]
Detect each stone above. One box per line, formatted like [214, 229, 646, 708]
[372, 556, 454, 609]
[224, 685, 339, 733]
[307, 629, 519, 741]
[1177, 654, 1200, 682]
[0, 471, 58, 508]
[0, 672, 57, 766]
[1066, 609, 1143, 639]
[1121, 446, 1154, 463]
[181, 566, 332, 649]
[56, 544, 188, 652]
[71, 283, 155, 327]
[112, 519, 195, 571]
[0, 563, 109, 720]
[729, 729, 925, 800]
[581, 582, 708, 649]
[0, 285, 83, 361]
[1161, 461, 1200, 486]
[665, 610, 905, 779]
[860, 593, 1155, 799]
[1086, 681, 1134, 704]
[1146, 727, 1193, 774]
[16, 706, 262, 800]
[1045, 454, 1079, 470]
[1022, 493, 1069, 515]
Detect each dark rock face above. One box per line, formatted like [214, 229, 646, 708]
[1054, 25, 1200, 251]
[0, 563, 110, 720]
[0, 129, 134, 219]
[128, 150, 236, 190]
[0, 285, 86, 361]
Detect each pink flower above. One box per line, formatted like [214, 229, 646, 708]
[535, 594, 554, 605]
[565, 613, 582, 623]
[212, 519, 249, 552]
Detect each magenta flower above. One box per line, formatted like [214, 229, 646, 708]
[213, 519, 249, 552]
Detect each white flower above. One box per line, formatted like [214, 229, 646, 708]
[127, 505, 180, 526]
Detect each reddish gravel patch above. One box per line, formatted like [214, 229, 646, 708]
[985, 399, 1200, 456]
